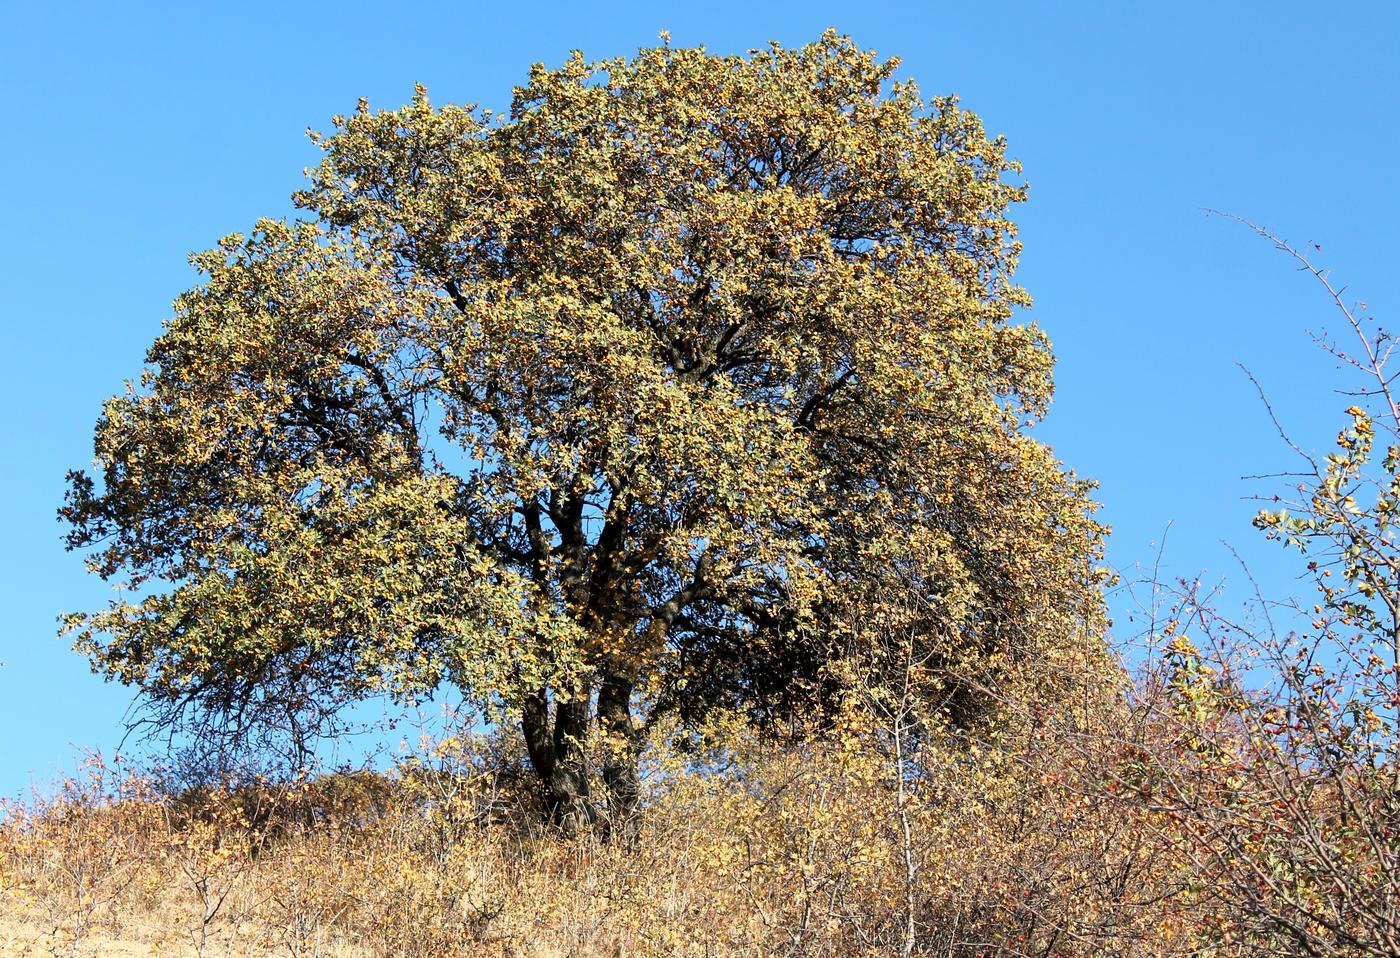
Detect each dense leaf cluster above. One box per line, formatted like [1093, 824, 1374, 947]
[63, 33, 1106, 819]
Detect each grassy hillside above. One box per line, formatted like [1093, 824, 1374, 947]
[0, 704, 1195, 958]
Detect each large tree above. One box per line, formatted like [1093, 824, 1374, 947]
[63, 32, 1106, 829]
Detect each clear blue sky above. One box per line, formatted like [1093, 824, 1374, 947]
[1, 1, 1396, 795]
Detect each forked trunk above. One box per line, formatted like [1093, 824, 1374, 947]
[521, 688, 596, 833]
[519, 675, 642, 838]
[546, 696, 595, 831]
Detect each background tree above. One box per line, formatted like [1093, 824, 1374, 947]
[62, 32, 1106, 830]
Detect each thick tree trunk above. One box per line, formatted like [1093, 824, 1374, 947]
[548, 695, 595, 831]
[598, 670, 641, 840]
[520, 687, 597, 833]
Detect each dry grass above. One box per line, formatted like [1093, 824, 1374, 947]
[0, 711, 1199, 958]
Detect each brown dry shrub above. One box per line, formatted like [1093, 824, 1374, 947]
[0, 711, 1200, 958]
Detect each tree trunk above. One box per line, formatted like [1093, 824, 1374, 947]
[519, 687, 597, 833]
[548, 695, 595, 831]
[598, 670, 641, 841]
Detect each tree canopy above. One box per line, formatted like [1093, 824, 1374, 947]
[63, 32, 1107, 827]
